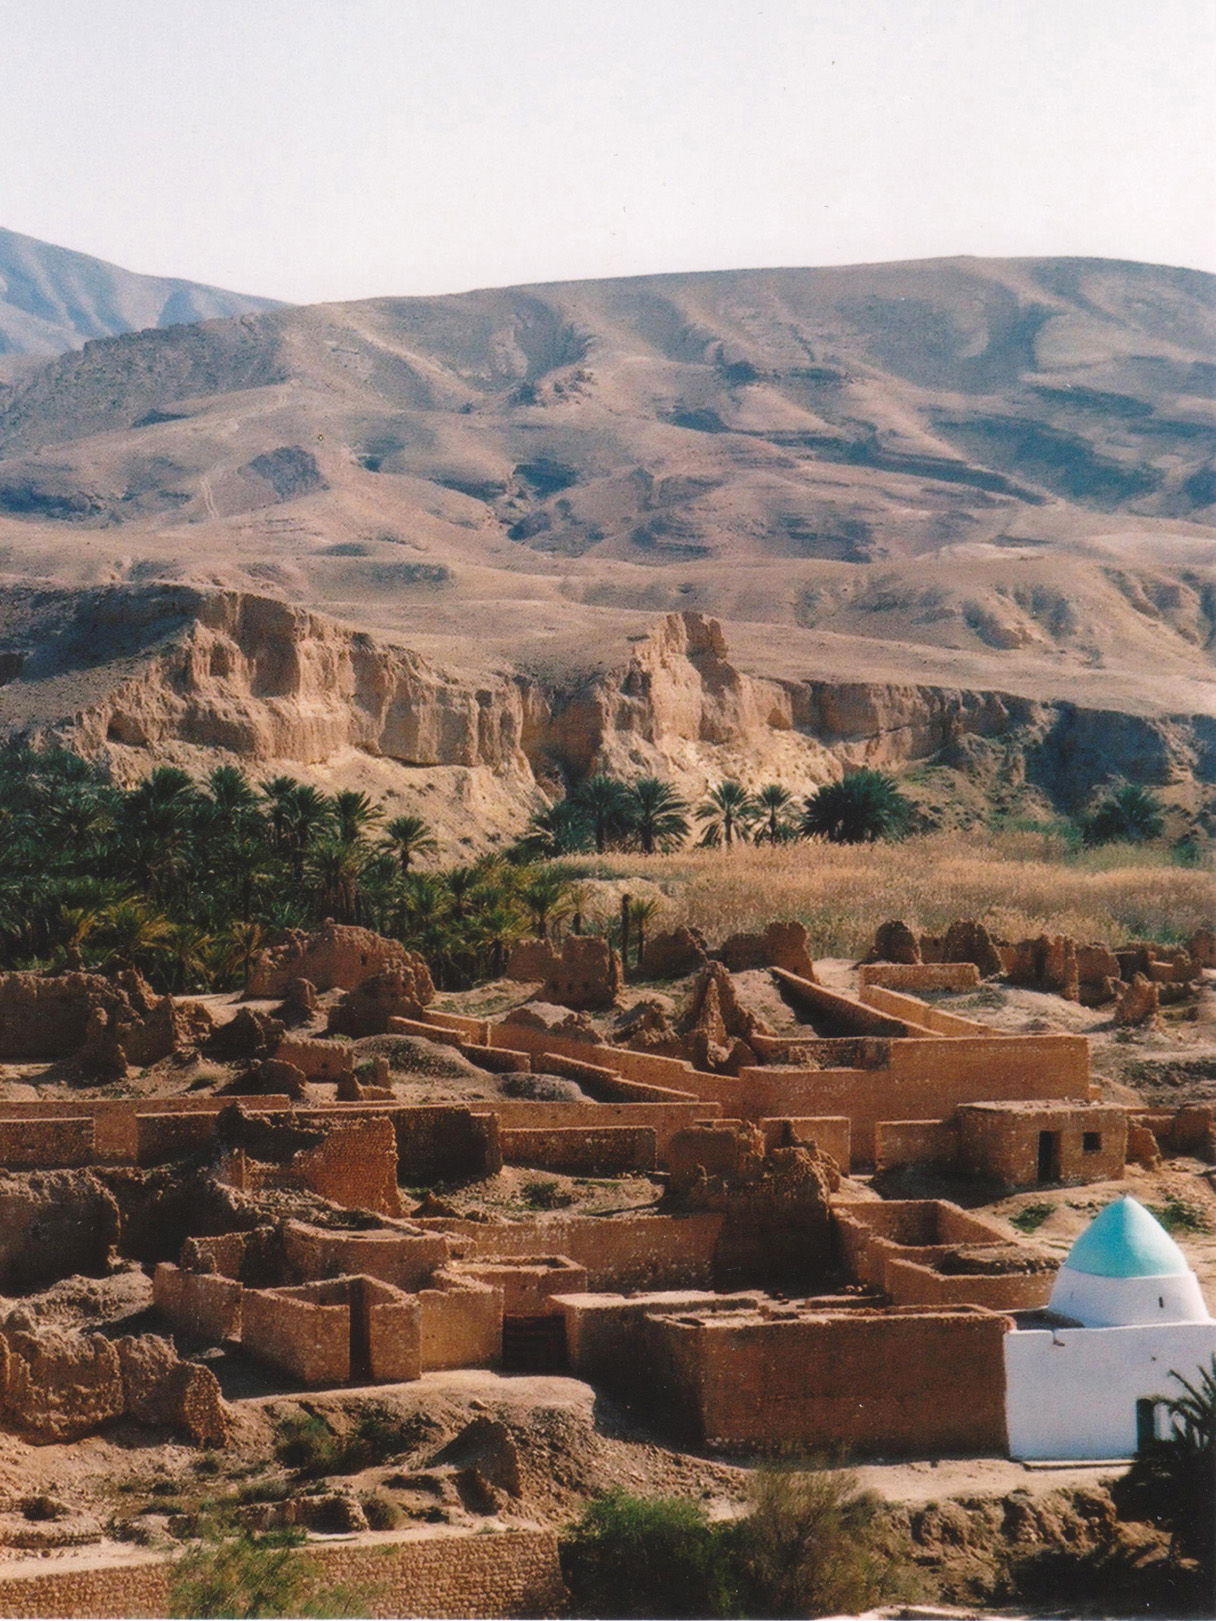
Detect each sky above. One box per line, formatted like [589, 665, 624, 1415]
[2, 0, 1213, 305]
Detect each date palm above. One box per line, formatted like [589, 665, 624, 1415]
[802, 769, 911, 844]
[577, 775, 635, 855]
[695, 780, 756, 848]
[755, 783, 796, 844]
[383, 813, 438, 872]
[628, 778, 690, 854]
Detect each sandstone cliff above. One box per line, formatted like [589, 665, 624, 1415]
[0, 585, 1211, 846]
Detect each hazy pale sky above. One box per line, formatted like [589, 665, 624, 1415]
[2, 0, 1213, 305]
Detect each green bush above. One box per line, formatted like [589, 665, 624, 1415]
[275, 1405, 415, 1478]
[561, 1489, 740, 1619]
[561, 1471, 910, 1619]
[169, 1527, 368, 1618]
[1010, 1203, 1054, 1234]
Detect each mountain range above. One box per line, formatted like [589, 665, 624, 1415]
[0, 232, 1211, 843]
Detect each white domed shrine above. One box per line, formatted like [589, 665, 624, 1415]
[1004, 1195, 1216, 1460]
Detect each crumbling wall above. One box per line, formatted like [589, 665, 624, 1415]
[291, 1116, 404, 1217]
[282, 1220, 450, 1291]
[0, 1118, 95, 1170]
[500, 1126, 657, 1175]
[434, 1212, 725, 1292]
[115, 1334, 231, 1445]
[716, 921, 816, 979]
[454, 1256, 587, 1319]
[241, 1286, 351, 1386]
[0, 970, 194, 1072]
[0, 1526, 566, 1619]
[858, 963, 980, 993]
[0, 1171, 120, 1289]
[247, 922, 433, 999]
[539, 936, 624, 1011]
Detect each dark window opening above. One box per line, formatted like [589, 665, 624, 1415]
[1082, 1132, 1102, 1154]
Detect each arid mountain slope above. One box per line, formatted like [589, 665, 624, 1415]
[0, 225, 281, 369]
[0, 255, 1211, 806]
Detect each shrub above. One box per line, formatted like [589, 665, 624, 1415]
[734, 1466, 912, 1617]
[1010, 1203, 1054, 1234]
[561, 1471, 911, 1619]
[521, 1177, 575, 1210]
[275, 1405, 415, 1478]
[360, 1491, 401, 1530]
[169, 1526, 368, 1618]
[1115, 1356, 1216, 1578]
[561, 1489, 740, 1619]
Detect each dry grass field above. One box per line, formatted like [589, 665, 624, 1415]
[562, 833, 1214, 957]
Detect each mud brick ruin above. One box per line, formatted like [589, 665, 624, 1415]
[0, 912, 1210, 1613]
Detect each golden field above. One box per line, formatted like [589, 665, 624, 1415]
[561, 833, 1215, 957]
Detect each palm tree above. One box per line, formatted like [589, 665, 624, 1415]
[98, 898, 176, 973]
[118, 767, 201, 901]
[754, 783, 796, 844]
[1083, 781, 1166, 846]
[695, 780, 757, 848]
[801, 769, 912, 844]
[518, 799, 593, 859]
[628, 895, 661, 972]
[628, 778, 690, 854]
[383, 813, 438, 872]
[577, 775, 635, 855]
[306, 833, 368, 923]
[518, 869, 576, 941]
[1115, 1355, 1216, 1577]
[331, 789, 384, 844]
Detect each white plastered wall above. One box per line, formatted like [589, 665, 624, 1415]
[1004, 1321, 1216, 1460]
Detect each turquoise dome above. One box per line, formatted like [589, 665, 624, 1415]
[1063, 1196, 1190, 1279]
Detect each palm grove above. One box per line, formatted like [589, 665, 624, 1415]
[0, 743, 1170, 993]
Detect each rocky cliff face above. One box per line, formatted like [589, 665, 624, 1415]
[0, 587, 1210, 844]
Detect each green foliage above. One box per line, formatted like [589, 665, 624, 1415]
[561, 1489, 740, 1619]
[1009, 1202, 1054, 1233]
[561, 1471, 907, 1620]
[628, 777, 691, 854]
[1115, 1356, 1216, 1577]
[1082, 781, 1166, 846]
[521, 1176, 575, 1210]
[169, 1526, 367, 1618]
[274, 1405, 414, 1478]
[802, 769, 912, 844]
[1147, 1195, 1206, 1235]
[695, 780, 757, 848]
[359, 1491, 401, 1530]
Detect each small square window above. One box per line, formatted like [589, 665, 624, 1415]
[1083, 1132, 1101, 1154]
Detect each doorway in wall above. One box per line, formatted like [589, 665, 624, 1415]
[1037, 1131, 1062, 1183]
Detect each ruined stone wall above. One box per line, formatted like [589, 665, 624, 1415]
[240, 1289, 350, 1386]
[559, 1289, 766, 1389]
[418, 1275, 502, 1369]
[882, 1255, 1053, 1311]
[736, 1033, 1090, 1164]
[364, 1280, 421, 1382]
[0, 1118, 95, 1169]
[757, 1117, 851, 1170]
[486, 1099, 720, 1157]
[433, 1212, 726, 1292]
[136, 1112, 218, 1166]
[858, 964, 981, 994]
[282, 1221, 450, 1291]
[857, 985, 992, 1035]
[0, 1527, 565, 1618]
[834, 1200, 1010, 1287]
[153, 1264, 243, 1342]
[455, 1257, 588, 1319]
[291, 1117, 404, 1217]
[501, 1126, 657, 1175]
[646, 1306, 1010, 1453]
[875, 1119, 961, 1173]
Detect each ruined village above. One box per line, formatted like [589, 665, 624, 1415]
[0, 900, 1210, 1616]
